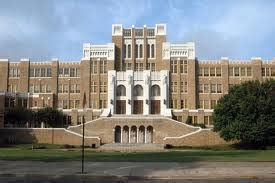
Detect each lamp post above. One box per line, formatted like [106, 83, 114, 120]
[81, 92, 86, 174]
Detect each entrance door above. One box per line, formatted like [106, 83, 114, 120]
[133, 100, 143, 114]
[151, 100, 160, 114]
[116, 100, 126, 114]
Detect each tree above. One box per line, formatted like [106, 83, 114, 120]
[36, 107, 64, 128]
[4, 107, 33, 127]
[213, 80, 275, 147]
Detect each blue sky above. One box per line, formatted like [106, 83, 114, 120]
[0, 0, 275, 61]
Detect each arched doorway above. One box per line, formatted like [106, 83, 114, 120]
[150, 85, 160, 114]
[138, 126, 145, 143]
[133, 85, 144, 114]
[114, 126, 121, 143]
[146, 126, 153, 143]
[130, 126, 137, 143]
[116, 85, 126, 114]
[122, 126, 129, 143]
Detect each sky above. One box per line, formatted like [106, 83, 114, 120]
[0, 0, 275, 61]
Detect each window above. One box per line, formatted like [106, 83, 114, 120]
[91, 61, 97, 74]
[211, 84, 216, 93]
[199, 68, 203, 76]
[147, 44, 150, 58]
[247, 67, 252, 76]
[123, 44, 126, 58]
[29, 84, 34, 93]
[217, 84, 222, 93]
[70, 68, 75, 77]
[211, 100, 217, 109]
[75, 100, 80, 108]
[180, 60, 184, 73]
[41, 68, 46, 77]
[171, 60, 177, 73]
[199, 100, 203, 108]
[58, 84, 62, 93]
[171, 82, 177, 93]
[91, 81, 97, 93]
[204, 67, 209, 76]
[127, 63, 132, 70]
[241, 67, 246, 76]
[41, 85, 46, 93]
[116, 85, 126, 96]
[204, 84, 209, 93]
[64, 68, 69, 77]
[127, 44, 131, 58]
[70, 84, 75, 93]
[76, 68, 80, 77]
[63, 100, 68, 109]
[34, 85, 39, 93]
[204, 100, 209, 109]
[63, 84, 68, 93]
[151, 44, 155, 58]
[216, 67, 221, 76]
[139, 44, 143, 58]
[199, 84, 203, 93]
[30, 68, 34, 77]
[100, 82, 107, 93]
[9, 68, 20, 77]
[151, 85, 160, 96]
[133, 85, 143, 96]
[271, 68, 275, 76]
[59, 68, 63, 77]
[47, 68, 52, 77]
[184, 60, 188, 74]
[210, 68, 215, 76]
[184, 82, 188, 93]
[204, 116, 209, 125]
[135, 44, 138, 58]
[46, 85, 51, 93]
[75, 84, 80, 93]
[35, 68, 40, 77]
[234, 67, 239, 76]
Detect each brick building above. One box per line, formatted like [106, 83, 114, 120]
[0, 23, 275, 130]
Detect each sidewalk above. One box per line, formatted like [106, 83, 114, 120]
[0, 161, 275, 182]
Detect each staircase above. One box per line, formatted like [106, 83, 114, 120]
[99, 143, 165, 152]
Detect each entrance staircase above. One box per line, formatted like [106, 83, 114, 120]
[99, 143, 165, 152]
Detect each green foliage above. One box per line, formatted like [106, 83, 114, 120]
[4, 107, 65, 128]
[213, 79, 275, 147]
[36, 107, 64, 128]
[4, 107, 34, 127]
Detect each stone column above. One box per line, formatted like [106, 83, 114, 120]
[126, 70, 133, 115]
[160, 70, 169, 115]
[143, 70, 150, 115]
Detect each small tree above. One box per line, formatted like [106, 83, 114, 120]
[36, 107, 64, 128]
[4, 107, 33, 127]
[213, 80, 275, 147]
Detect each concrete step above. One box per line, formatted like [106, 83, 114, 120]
[99, 143, 164, 152]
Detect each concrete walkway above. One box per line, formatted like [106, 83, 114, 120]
[0, 161, 275, 182]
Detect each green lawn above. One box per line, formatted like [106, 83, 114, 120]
[0, 144, 275, 162]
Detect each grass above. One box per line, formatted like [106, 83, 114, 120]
[0, 144, 275, 162]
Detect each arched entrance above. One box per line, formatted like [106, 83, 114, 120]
[150, 85, 160, 114]
[130, 126, 137, 143]
[122, 126, 129, 143]
[114, 126, 121, 143]
[138, 126, 145, 143]
[146, 126, 153, 143]
[133, 85, 144, 114]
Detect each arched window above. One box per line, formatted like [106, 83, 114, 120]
[151, 85, 160, 96]
[147, 44, 150, 58]
[127, 44, 131, 58]
[139, 44, 143, 58]
[133, 85, 143, 96]
[116, 85, 126, 96]
[123, 44, 126, 58]
[135, 44, 138, 58]
[151, 44, 155, 58]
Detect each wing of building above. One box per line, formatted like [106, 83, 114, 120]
[0, 24, 275, 130]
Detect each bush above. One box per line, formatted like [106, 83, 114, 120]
[213, 80, 275, 148]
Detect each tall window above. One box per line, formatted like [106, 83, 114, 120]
[151, 85, 160, 96]
[123, 44, 126, 58]
[127, 44, 131, 58]
[91, 61, 97, 74]
[116, 85, 126, 96]
[147, 44, 150, 58]
[216, 67, 221, 76]
[133, 85, 143, 96]
[91, 81, 97, 93]
[170, 60, 177, 73]
[151, 44, 154, 58]
[139, 44, 143, 58]
[135, 44, 138, 58]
